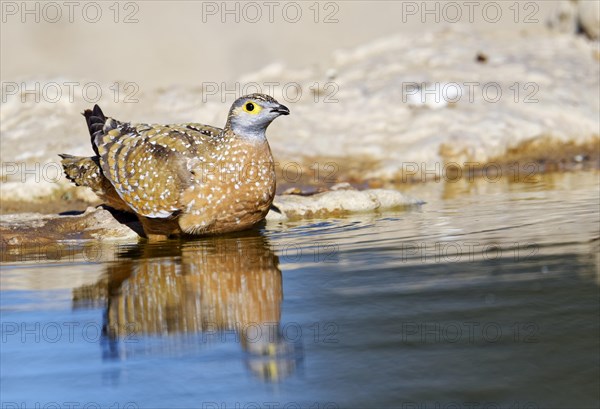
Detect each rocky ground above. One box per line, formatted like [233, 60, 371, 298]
[0, 186, 423, 246]
[3, 27, 599, 199]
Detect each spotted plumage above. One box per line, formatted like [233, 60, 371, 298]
[60, 94, 289, 239]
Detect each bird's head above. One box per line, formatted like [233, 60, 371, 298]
[225, 94, 290, 139]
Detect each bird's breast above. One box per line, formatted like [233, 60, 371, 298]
[178, 138, 276, 234]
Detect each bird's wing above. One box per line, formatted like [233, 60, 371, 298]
[179, 123, 223, 140]
[94, 121, 222, 218]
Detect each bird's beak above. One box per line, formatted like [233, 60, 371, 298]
[270, 104, 290, 115]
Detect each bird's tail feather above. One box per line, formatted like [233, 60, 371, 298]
[59, 154, 103, 190]
[82, 105, 107, 155]
[59, 154, 133, 213]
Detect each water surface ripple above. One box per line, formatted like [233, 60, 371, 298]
[1, 172, 599, 408]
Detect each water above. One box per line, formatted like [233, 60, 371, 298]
[1, 171, 599, 409]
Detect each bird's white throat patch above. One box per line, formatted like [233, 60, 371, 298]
[230, 118, 269, 141]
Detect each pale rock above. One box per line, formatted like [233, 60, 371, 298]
[578, 0, 600, 39]
[267, 189, 422, 220]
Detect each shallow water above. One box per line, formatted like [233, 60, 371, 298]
[1, 171, 599, 409]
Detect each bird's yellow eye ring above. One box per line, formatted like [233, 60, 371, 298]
[242, 101, 262, 114]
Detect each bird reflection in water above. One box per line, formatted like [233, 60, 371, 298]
[72, 232, 301, 382]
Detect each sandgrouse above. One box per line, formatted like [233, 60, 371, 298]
[60, 94, 289, 239]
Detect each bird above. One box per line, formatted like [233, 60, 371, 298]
[60, 93, 289, 240]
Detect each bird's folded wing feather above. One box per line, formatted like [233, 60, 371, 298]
[94, 122, 221, 218]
